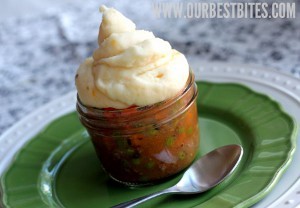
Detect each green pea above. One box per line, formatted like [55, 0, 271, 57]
[186, 126, 193, 135]
[147, 129, 158, 136]
[178, 151, 186, 160]
[126, 148, 135, 155]
[146, 161, 154, 169]
[166, 136, 175, 147]
[140, 176, 149, 182]
[115, 138, 127, 149]
[178, 127, 185, 134]
[132, 158, 141, 165]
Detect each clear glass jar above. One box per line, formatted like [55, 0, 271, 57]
[77, 71, 199, 186]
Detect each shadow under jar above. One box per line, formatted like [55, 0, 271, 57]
[77, 71, 199, 186]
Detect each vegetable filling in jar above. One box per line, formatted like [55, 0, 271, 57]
[77, 71, 199, 186]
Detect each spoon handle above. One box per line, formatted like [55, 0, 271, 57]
[111, 189, 172, 208]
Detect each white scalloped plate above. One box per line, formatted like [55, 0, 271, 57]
[0, 62, 299, 207]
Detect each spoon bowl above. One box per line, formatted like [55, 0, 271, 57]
[112, 144, 243, 208]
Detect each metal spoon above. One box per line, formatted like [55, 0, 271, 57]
[112, 144, 243, 208]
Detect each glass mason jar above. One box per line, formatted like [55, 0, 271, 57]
[77, 71, 199, 186]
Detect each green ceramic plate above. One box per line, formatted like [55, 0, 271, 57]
[0, 82, 297, 208]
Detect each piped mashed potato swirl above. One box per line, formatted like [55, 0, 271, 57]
[75, 5, 189, 109]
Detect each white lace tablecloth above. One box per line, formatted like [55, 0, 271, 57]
[0, 0, 300, 134]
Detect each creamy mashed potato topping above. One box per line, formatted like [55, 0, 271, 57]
[75, 5, 189, 109]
